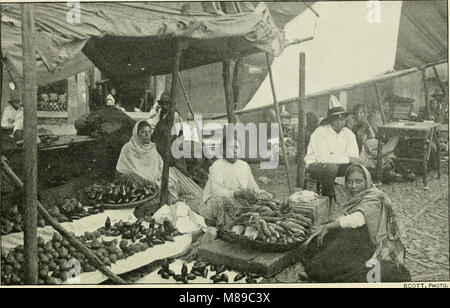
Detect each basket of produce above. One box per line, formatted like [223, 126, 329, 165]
[83, 174, 160, 210]
[216, 192, 315, 253]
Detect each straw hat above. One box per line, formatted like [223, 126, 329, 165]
[320, 95, 350, 125]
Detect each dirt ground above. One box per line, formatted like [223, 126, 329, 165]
[251, 163, 449, 282]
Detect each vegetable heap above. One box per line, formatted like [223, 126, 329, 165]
[224, 191, 315, 244]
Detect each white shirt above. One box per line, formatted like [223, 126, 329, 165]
[106, 94, 115, 106]
[304, 124, 359, 167]
[1, 104, 23, 131]
[202, 159, 262, 204]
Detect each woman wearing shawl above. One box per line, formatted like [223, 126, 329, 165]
[116, 121, 203, 205]
[302, 164, 411, 282]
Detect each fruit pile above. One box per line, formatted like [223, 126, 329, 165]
[226, 199, 314, 244]
[85, 182, 158, 205]
[157, 260, 262, 284]
[1, 233, 100, 285]
[1, 204, 47, 235]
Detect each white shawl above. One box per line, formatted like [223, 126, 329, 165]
[116, 121, 163, 182]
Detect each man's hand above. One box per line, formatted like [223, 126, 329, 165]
[7, 118, 15, 125]
[311, 224, 329, 247]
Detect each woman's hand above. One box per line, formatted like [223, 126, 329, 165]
[311, 224, 329, 247]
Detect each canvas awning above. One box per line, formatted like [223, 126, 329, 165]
[1, 2, 286, 84]
[242, 1, 448, 113]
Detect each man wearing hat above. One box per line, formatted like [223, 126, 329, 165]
[304, 96, 360, 202]
[151, 92, 185, 164]
[429, 88, 446, 123]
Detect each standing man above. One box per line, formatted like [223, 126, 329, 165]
[151, 92, 185, 165]
[304, 96, 360, 202]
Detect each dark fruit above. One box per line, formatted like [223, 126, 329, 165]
[234, 273, 246, 282]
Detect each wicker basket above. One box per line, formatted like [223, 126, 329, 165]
[103, 193, 159, 210]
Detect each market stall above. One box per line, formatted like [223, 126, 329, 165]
[1, 2, 296, 285]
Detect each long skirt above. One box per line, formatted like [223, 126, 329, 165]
[302, 227, 411, 283]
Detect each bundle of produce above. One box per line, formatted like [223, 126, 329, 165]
[84, 180, 158, 205]
[59, 198, 90, 220]
[223, 198, 314, 245]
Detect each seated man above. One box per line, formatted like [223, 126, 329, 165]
[304, 96, 360, 202]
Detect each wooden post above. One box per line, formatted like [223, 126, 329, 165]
[178, 72, 201, 141]
[21, 3, 39, 284]
[296, 52, 306, 188]
[266, 52, 293, 194]
[374, 83, 386, 124]
[222, 60, 236, 123]
[159, 40, 182, 206]
[232, 58, 243, 110]
[422, 69, 430, 119]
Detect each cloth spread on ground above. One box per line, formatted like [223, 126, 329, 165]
[304, 124, 359, 167]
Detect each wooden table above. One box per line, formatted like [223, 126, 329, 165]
[377, 121, 441, 186]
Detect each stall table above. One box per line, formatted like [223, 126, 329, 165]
[377, 121, 441, 186]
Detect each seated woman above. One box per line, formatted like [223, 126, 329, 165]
[302, 164, 411, 283]
[352, 105, 401, 182]
[116, 120, 203, 206]
[199, 136, 272, 225]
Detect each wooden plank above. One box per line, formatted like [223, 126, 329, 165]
[232, 58, 243, 110]
[422, 69, 430, 120]
[159, 40, 182, 206]
[198, 239, 305, 277]
[296, 52, 306, 188]
[374, 83, 386, 124]
[266, 52, 293, 194]
[21, 3, 39, 284]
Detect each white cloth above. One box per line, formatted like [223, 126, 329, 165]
[1, 103, 23, 131]
[338, 211, 366, 229]
[201, 159, 262, 204]
[304, 124, 359, 167]
[106, 94, 115, 106]
[152, 202, 207, 234]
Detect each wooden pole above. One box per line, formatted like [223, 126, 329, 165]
[159, 40, 182, 206]
[222, 60, 236, 123]
[296, 52, 306, 188]
[232, 58, 243, 111]
[21, 3, 39, 284]
[177, 72, 201, 141]
[266, 52, 293, 194]
[422, 69, 430, 119]
[374, 83, 386, 124]
[1, 156, 126, 284]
